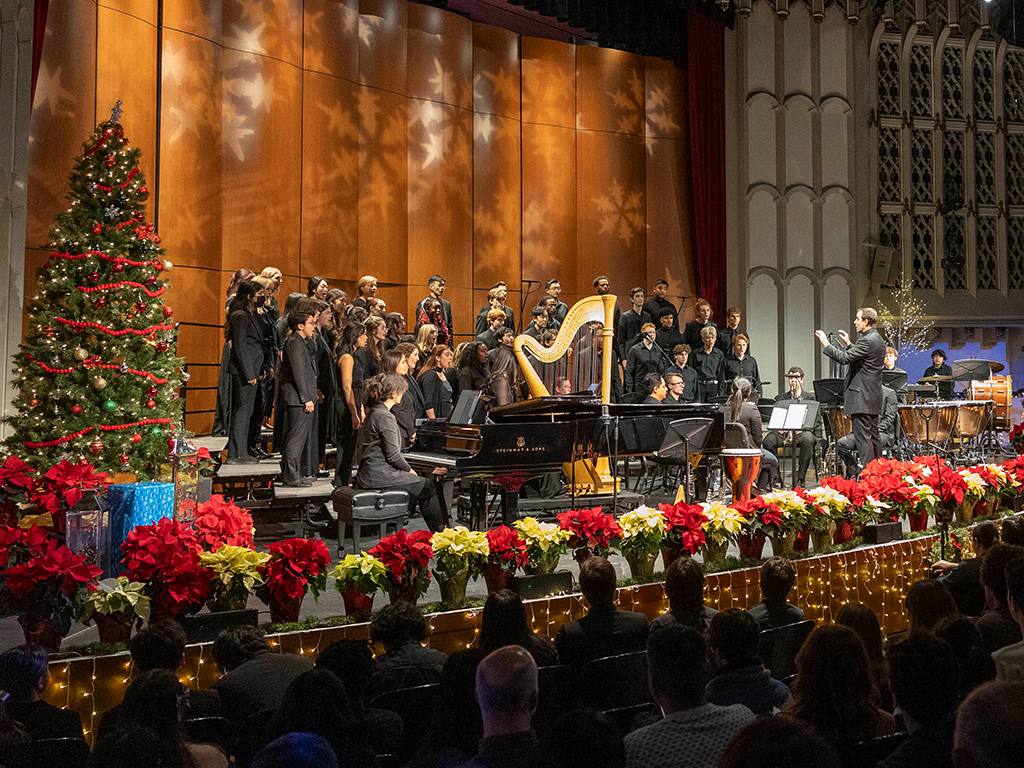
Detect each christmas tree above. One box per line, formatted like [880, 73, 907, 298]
[6, 102, 184, 477]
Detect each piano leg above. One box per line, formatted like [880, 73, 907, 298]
[433, 476, 454, 528]
[469, 481, 487, 531]
[501, 489, 520, 528]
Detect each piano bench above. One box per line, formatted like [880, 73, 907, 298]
[331, 487, 410, 556]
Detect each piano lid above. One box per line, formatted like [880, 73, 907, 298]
[488, 396, 722, 423]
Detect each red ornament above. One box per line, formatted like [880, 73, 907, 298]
[94, 297, 107, 309]
[145, 399, 156, 409]
[137, 186, 149, 200]
[29, 398, 38, 408]
[119, 454, 130, 465]
[147, 386, 158, 398]
[155, 342, 168, 352]
[71, 405, 83, 415]
[111, 262, 124, 273]
[162, 306, 173, 317]
[153, 236, 162, 245]
[88, 271, 100, 282]
[105, 154, 116, 167]
[88, 437, 103, 454]
[92, 221, 102, 235]
[130, 433, 142, 443]
[145, 275, 157, 285]
[136, 302, 147, 313]
[153, 261, 163, 272]
[41, 326, 53, 337]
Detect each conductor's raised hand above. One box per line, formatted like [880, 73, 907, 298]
[837, 329, 851, 345]
[814, 330, 829, 347]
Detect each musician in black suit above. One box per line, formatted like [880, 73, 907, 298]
[618, 287, 651, 358]
[838, 385, 897, 477]
[643, 279, 680, 332]
[279, 312, 318, 487]
[667, 344, 698, 404]
[642, 373, 668, 404]
[922, 349, 954, 399]
[682, 298, 717, 351]
[414, 275, 453, 341]
[625, 324, 665, 393]
[762, 366, 818, 488]
[691, 326, 725, 402]
[225, 282, 264, 464]
[816, 307, 886, 473]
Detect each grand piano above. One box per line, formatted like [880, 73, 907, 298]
[406, 395, 724, 529]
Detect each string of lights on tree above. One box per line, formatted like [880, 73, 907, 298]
[6, 102, 187, 477]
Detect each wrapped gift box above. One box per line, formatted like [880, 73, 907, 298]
[108, 481, 173, 576]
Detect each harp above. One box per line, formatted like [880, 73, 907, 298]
[513, 294, 618, 492]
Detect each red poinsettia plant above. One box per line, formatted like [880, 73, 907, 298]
[557, 507, 623, 560]
[1009, 422, 1024, 449]
[485, 525, 529, 574]
[1003, 455, 1024, 485]
[191, 495, 255, 550]
[0, 525, 101, 636]
[730, 495, 786, 533]
[0, 457, 37, 526]
[192, 447, 217, 477]
[258, 537, 333, 603]
[29, 460, 109, 533]
[913, 454, 969, 504]
[121, 518, 213, 620]
[658, 502, 707, 555]
[370, 529, 434, 600]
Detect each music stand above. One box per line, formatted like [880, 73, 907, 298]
[656, 418, 717, 503]
[882, 370, 908, 392]
[813, 378, 845, 406]
[951, 359, 992, 383]
[766, 400, 820, 489]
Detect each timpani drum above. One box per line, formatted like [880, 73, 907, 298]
[823, 405, 853, 444]
[954, 400, 994, 439]
[970, 375, 1012, 430]
[899, 402, 958, 445]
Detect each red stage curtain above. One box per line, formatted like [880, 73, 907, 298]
[31, 0, 49, 106]
[687, 2, 726, 315]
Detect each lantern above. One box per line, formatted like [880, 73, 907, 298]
[171, 434, 199, 525]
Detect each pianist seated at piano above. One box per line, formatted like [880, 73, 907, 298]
[418, 345, 455, 420]
[722, 334, 761, 402]
[354, 372, 448, 532]
[642, 373, 668, 404]
[726, 377, 779, 492]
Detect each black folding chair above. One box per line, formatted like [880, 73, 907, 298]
[574, 651, 652, 711]
[368, 683, 441, 761]
[847, 732, 909, 768]
[2, 737, 90, 768]
[533, 665, 573, 736]
[183, 716, 234, 759]
[236, 707, 277, 768]
[758, 619, 815, 680]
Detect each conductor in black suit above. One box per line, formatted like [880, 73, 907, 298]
[816, 307, 886, 473]
[279, 312, 318, 487]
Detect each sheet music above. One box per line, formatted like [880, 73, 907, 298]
[784, 403, 808, 430]
[768, 407, 788, 429]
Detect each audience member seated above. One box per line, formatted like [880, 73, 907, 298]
[0, 694, 28, 745]
[952, 680, 1024, 768]
[107, 669, 228, 768]
[976, 543, 1024, 656]
[0, 644, 84, 742]
[1001, 516, 1024, 547]
[933, 615, 991, 699]
[479, 589, 559, 668]
[466, 645, 542, 768]
[878, 635, 960, 768]
[540, 709, 625, 768]
[904, 578, 961, 636]
[782, 625, 894, 751]
[835, 602, 892, 712]
[85, 725, 186, 768]
[623, 625, 754, 768]
[992, 553, 1024, 680]
[932, 520, 999, 616]
[411, 649, 483, 768]
[252, 732, 340, 768]
[267, 669, 379, 768]
[718, 717, 842, 768]
[555, 557, 649, 669]
[650, 558, 718, 633]
[747, 557, 805, 630]
[210, 626, 313, 725]
[314, 639, 403, 757]
[367, 601, 447, 700]
[705, 609, 791, 716]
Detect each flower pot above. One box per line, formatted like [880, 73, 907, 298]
[701, 539, 729, 564]
[482, 563, 514, 594]
[793, 526, 810, 552]
[955, 501, 976, 525]
[907, 510, 929, 532]
[625, 551, 659, 583]
[268, 593, 304, 624]
[207, 590, 250, 613]
[19, 612, 62, 653]
[811, 523, 835, 551]
[93, 612, 135, 645]
[388, 580, 422, 605]
[524, 549, 561, 575]
[768, 531, 797, 557]
[661, 542, 691, 571]
[341, 582, 375, 618]
[1015, 443, 1024, 455]
[434, 568, 469, 608]
[833, 521, 853, 545]
[736, 531, 766, 560]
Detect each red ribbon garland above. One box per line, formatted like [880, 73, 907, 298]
[25, 353, 170, 384]
[54, 317, 173, 337]
[82, 128, 119, 158]
[92, 168, 139, 192]
[51, 250, 155, 267]
[114, 216, 145, 232]
[76, 281, 165, 297]
[23, 417, 173, 448]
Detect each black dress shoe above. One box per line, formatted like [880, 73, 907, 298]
[249, 447, 268, 459]
[283, 479, 313, 488]
[225, 457, 259, 465]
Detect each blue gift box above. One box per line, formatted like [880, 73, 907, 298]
[108, 481, 174, 576]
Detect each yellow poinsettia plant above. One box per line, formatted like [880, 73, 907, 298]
[331, 553, 390, 597]
[702, 500, 746, 547]
[616, 505, 665, 558]
[200, 545, 270, 605]
[514, 517, 571, 560]
[759, 490, 810, 532]
[431, 527, 490, 577]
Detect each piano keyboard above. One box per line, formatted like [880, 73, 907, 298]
[403, 451, 459, 470]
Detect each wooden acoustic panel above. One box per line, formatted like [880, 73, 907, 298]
[407, 3, 473, 110]
[576, 46, 645, 137]
[303, 0, 359, 81]
[473, 23, 520, 121]
[522, 122, 576, 296]
[358, 0, 408, 93]
[222, 0, 303, 67]
[98, 0, 157, 27]
[646, 137, 697, 314]
[473, 113, 521, 295]
[521, 36, 575, 129]
[162, 0, 222, 44]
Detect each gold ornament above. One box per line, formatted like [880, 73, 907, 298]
[93, 376, 107, 390]
[73, 347, 88, 361]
